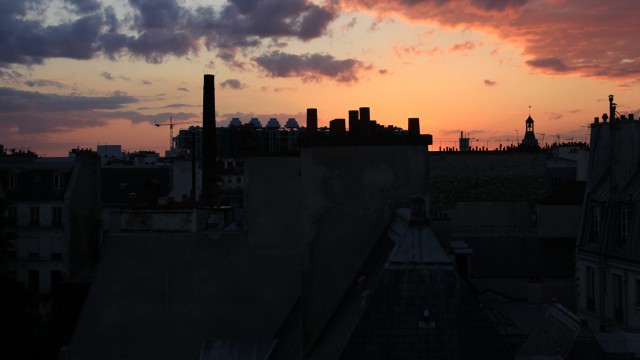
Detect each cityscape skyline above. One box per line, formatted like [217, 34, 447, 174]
[1, 0, 638, 156]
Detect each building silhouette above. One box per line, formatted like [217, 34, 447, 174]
[576, 95, 640, 332]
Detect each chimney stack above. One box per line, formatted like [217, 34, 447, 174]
[201, 74, 217, 204]
[408, 118, 420, 137]
[330, 118, 346, 137]
[307, 108, 318, 134]
[348, 110, 359, 138]
[359, 107, 370, 136]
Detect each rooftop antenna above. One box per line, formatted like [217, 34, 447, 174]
[529, 105, 531, 116]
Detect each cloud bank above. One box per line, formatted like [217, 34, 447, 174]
[341, 0, 640, 81]
[0, 87, 196, 134]
[0, 0, 338, 67]
[255, 51, 367, 83]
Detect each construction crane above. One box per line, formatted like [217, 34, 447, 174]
[154, 117, 199, 152]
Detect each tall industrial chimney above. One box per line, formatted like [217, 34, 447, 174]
[201, 74, 217, 204]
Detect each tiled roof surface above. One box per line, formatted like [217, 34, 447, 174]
[341, 267, 514, 359]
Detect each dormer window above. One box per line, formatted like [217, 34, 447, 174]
[53, 173, 63, 190]
[621, 208, 629, 239]
[8, 173, 19, 190]
[616, 207, 631, 248]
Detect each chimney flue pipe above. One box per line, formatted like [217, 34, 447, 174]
[201, 74, 217, 204]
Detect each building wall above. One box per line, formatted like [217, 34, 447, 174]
[537, 204, 583, 238]
[450, 201, 533, 227]
[430, 152, 548, 211]
[66, 155, 101, 279]
[576, 116, 640, 331]
[298, 145, 428, 350]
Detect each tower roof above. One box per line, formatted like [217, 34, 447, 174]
[526, 115, 534, 124]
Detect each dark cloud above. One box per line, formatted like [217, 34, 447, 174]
[525, 57, 572, 73]
[24, 79, 67, 89]
[137, 103, 196, 111]
[378, 69, 388, 75]
[1, 0, 338, 66]
[342, 17, 357, 31]
[100, 71, 114, 80]
[344, 0, 640, 81]
[483, 79, 496, 86]
[220, 79, 247, 89]
[177, 87, 189, 92]
[546, 112, 563, 121]
[394, 45, 441, 57]
[141, 79, 152, 85]
[0, 2, 103, 66]
[0, 69, 24, 81]
[255, 51, 367, 83]
[0, 86, 199, 134]
[0, 87, 137, 133]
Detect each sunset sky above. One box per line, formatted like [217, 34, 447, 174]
[1, 0, 638, 156]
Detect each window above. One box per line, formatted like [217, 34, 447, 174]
[236, 176, 241, 184]
[586, 266, 596, 311]
[53, 174, 63, 189]
[621, 209, 629, 237]
[29, 207, 39, 226]
[51, 207, 62, 227]
[51, 252, 62, 260]
[613, 274, 624, 321]
[28, 270, 39, 292]
[635, 279, 640, 306]
[6, 206, 17, 226]
[8, 173, 19, 190]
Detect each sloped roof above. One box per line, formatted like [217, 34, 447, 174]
[342, 267, 514, 359]
[387, 208, 450, 267]
[0, 157, 75, 170]
[340, 209, 513, 359]
[517, 304, 604, 360]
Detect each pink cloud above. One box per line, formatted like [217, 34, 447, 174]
[341, 0, 640, 81]
[449, 41, 476, 52]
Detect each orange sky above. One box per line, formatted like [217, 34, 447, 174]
[0, 0, 638, 156]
